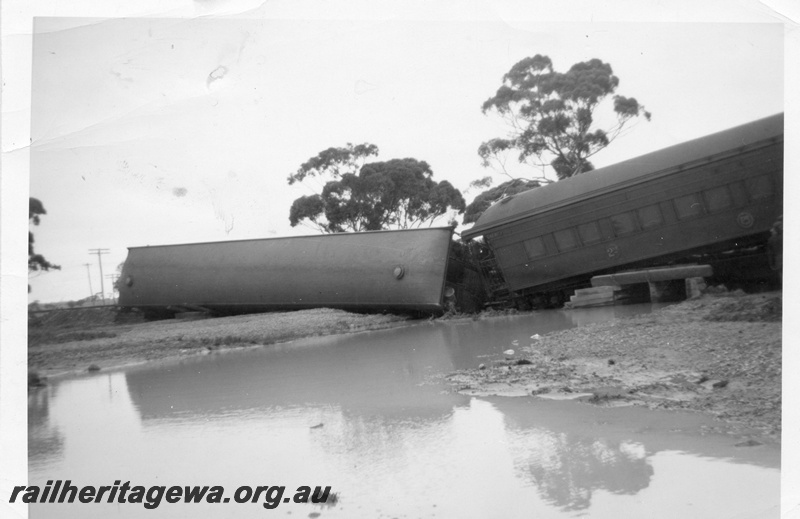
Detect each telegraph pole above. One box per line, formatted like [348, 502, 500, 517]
[83, 263, 94, 300]
[88, 249, 110, 304]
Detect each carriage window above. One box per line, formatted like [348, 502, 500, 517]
[495, 243, 528, 265]
[673, 193, 704, 219]
[553, 229, 579, 252]
[637, 204, 663, 230]
[745, 175, 774, 200]
[610, 212, 637, 236]
[523, 237, 547, 258]
[577, 221, 602, 244]
[704, 186, 732, 212]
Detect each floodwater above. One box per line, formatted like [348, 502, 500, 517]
[29, 304, 780, 518]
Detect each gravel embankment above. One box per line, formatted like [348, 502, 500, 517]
[445, 291, 782, 441]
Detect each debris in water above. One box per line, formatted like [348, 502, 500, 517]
[310, 423, 324, 429]
[531, 334, 542, 340]
[503, 349, 515, 356]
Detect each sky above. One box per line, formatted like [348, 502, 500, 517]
[2, 1, 799, 516]
[12, 9, 790, 304]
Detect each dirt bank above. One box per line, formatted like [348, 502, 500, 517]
[445, 291, 782, 442]
[28, 307, 410, 378]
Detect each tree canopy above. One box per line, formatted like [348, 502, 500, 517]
[479, 54, 650, 181]
[287, 143, 379, 185]
[463, 178, 541, 225]
[29, 197, 60, 279]
[288, 151, 465, 233]
[467, 54, 651, 224]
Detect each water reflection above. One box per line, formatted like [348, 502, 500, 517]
[125, 324, 460, 420]
[491, 396, 779, 514]
[499, 400, 654, 511]
[513, 432, 653, 511]
[29, 305, 779, 518]
[28, 386, 64, 470]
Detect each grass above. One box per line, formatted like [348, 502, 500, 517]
[28, 330, 118, 346]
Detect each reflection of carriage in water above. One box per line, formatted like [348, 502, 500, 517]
[118, 114, 783, 316]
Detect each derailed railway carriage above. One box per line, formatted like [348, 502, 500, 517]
[462, 113, 783, 307]
[118, 114, 782, 316]
[118, 227, 455, 316]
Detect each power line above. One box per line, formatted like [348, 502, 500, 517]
[83, 263, 93, 300]
[88, 249, 110, 304]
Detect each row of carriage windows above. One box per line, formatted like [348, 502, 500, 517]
[509, 175, 775, 262]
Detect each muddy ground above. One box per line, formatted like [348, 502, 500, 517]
[445, 290, 782, 442]
[28, 307, 410, 378]
[29, 291, 781, 442]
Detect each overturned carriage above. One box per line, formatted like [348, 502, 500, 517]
[118, 227, 456, 316]
[462, 113, 784, 307]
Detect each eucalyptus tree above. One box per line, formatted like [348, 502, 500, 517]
[29, 197, 60, 292]
[288, 146, 465, 233]
[468, 54, 650, 222]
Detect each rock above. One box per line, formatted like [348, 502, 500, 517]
[735, 439, 762, 447]
[478, 363, 486, 370]
[310, 423, 324, 429]
[516, 359, 533, 365]
[531, 334, 542, 340]
[503, 349, 515, 356]
[712, 380, 729, 389]
[87, 364, 101, 372]
[608, 359, 616, 366]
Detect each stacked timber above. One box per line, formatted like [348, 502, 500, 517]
[568, 265, 713, 308]
[568, 286, 620, 308]
[591, 264, 713, 303]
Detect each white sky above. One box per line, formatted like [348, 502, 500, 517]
[3, 1, 800, 516]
